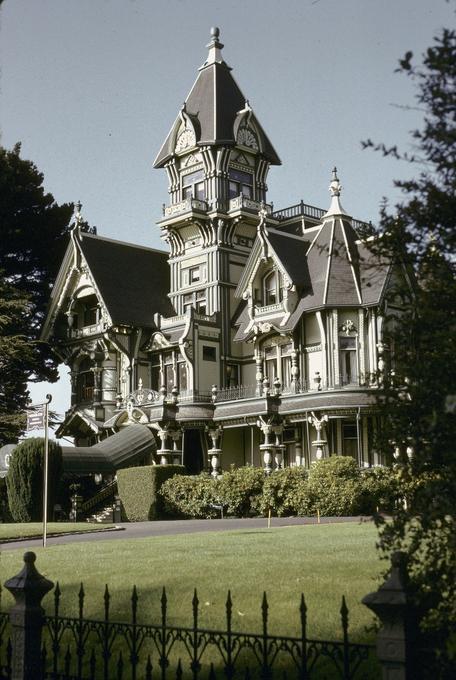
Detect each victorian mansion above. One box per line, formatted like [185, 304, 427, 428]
[42, 28, 405, 477]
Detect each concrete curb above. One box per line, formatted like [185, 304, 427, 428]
[0, 525, 125, 545]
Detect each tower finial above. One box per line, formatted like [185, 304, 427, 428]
[201, 26, 228, 69]
[74, 200, 83, 226]
[329, 167, 341, 197]
[323, 167, 349, 217]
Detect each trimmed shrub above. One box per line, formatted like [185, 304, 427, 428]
[259, 467, 309, 516]
[6, 438, 62, 522]
[217, 466, 265, 517]
[306, 456, 363, 516]
[160, 473, 220, 519]
[117, 465, 185, 521]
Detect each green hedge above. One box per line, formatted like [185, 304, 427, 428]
[6, 438, 62, 522]
[160, 474, 220, 519]
[117, 465, 185, 521]
[159, 458, 399, 519]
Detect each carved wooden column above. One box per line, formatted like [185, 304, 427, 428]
[273, 425, 285, 469]
[206, 426, 222, 478]
[156, 428, 172, 465]
[258, 419, 274, 474]
[255, 347, 263, 396]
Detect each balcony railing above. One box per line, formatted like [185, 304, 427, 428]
[70, 322, 106, 339]
[255, 301, 284, 316]
[162, 197, 208, 219]
[228, 196, 272, 214]
[161, 314, 188, 329]
[216, 384, 259, 401]
[272, 201, 325, 222]
[177, 389, 213, 403]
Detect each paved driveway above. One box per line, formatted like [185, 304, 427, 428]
[0, 516, 366, 551]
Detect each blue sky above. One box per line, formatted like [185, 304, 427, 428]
[1, 0, 453, 437]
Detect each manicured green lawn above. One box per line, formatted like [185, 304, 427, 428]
[0, 522, 114, 540]
[0, 522, 382, 643]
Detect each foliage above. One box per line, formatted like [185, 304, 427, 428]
[364, 28, 456, 671]
[0, 144, 73, 444]
[6, 437, 62, 522]
[259, 467, 308, 516]
[160, 473, 220, 519]
[217, 465, 265, 516]
[0, 279, 33, 443]
[358, 466, 399, 515]
[117, 465, 185, 521]
[306, 457, 363, 517]
[160, 458, 395, 519]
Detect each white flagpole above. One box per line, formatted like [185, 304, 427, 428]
[43, 394, 52, 548]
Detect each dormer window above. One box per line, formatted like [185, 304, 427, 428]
[182, 169, 205, 200]
[229, 169, 253, 199]
[263, 270, 282, 306]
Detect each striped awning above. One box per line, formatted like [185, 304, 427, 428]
[62, 424, 156, 474]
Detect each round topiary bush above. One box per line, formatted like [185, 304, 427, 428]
[6, 437, 62, 522]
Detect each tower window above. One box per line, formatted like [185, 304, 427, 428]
[203, 346, 216, 362]
[229, 169, 253, 199]
[182, 169, 205, 200]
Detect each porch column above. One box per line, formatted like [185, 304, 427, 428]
[273, 425, 285, 469]
[206, 426, 222, 478]
[156, 427, 172, 465]
[307, 411, 328, 460]
[258, 419, 274, 474]
[170, 430, 183, 465]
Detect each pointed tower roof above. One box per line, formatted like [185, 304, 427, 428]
[153, 28, 281, 167]
[307, 169, 362, 306]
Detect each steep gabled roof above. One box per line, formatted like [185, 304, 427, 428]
[154, 28, 280, 167]
[266, 230, 311, 289]
[79, 233, 174, 328]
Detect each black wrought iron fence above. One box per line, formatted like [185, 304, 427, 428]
[0, 551, 422, 680]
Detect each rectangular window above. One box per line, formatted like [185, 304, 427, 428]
[164, 364, 174, 393]
[178, 362, 187, 391]
[190, 267, 200, 283]
[225, 363, 239, 387]
[182, 169, 205, 200]
[281, 356, 292, 387]
[151, 365, 160, 391]
[343, 421, 358, 459]
[229, 169, 253, 200]
[203, 346, 216, 362]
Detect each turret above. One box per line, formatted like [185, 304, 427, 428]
[154, 27, 280, 213]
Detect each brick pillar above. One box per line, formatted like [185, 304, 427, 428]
[5, 552, 54, 680]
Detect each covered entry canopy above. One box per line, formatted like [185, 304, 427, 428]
[62, 424, 156, 474]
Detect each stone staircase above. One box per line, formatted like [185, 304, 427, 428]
[81, 480, 118, 523]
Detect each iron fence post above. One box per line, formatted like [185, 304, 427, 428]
[4, 552, 54, 680]
[362, 551, 418, 680]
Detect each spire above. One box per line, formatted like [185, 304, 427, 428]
[323, 167, 349, 217]
[200, 27, 230, 69]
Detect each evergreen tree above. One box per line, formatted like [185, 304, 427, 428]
[365, 28, 456, 672]
[6, 437, 62, 522]
[0, 144, 73, 443]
